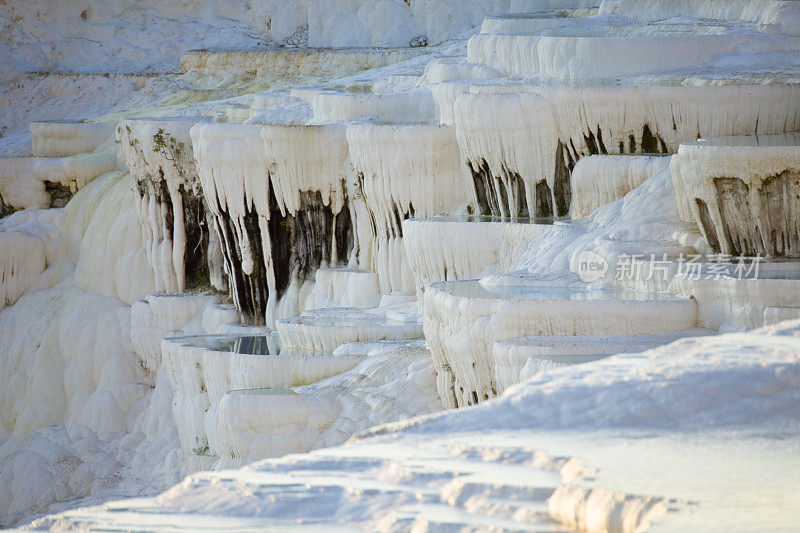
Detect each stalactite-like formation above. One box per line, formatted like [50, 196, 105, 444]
[454, 92, 558, 221]
[672, 134, 800, 257]
[346, 122, 468, 293]
[117, 118, 219, 294]
[452, 85, 800, 220]
[191, 123, 354, 325]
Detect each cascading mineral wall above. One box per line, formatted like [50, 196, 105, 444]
[424, 282, 697, 408]
[191, 123, 272, 324]
[118, 119, 219, 294]
[403, 217, 552, 301]
[191, 123, 354, 326]
[453, 84, 800, 220]
[261, 123, 354, 321]
[346, 121, 468, 293]
[191, 119, 470, 322]
[569, 155, 669, 219]
[671, 134, 800, 258]
[454, 92, 560, 220]
[162, 335, 361, 470]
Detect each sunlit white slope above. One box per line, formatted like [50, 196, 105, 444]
[215, 340, 440, 469]
[0, 172, 171, 526]
[62, 172, 156, 304]
[26, 319, 800, 531]
[0, 209, 65, 310]
[408, 319, 800, 433]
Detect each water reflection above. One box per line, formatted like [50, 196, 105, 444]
[181, 334, 281, 355]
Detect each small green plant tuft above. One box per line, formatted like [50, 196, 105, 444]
[152, 128, 184, 162]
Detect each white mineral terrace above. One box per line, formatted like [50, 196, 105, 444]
[276, 304, 424, 353]
[30, 120, 115, 157]
[614, 257, 800, 330]
[4, 0, 800, 530]
[491, 329, 713, 394]
[118, 117, 215, 293]
[425, 280, 697, 407]
[672, 133, 800, 258]
[117, 118, 208, 192]
[570, 155, 669, 219]
[403, 215, 555, 302]
[0, 151, 116, 211]
[163, 333, 361, 470]
[307, 267, 382, 309]
[598, 0, 800, 31]
[347, 121, 466, 293]
[469, 11, 800, 81]
[674, 264, 800, 330]
[130, 293, 219, 378]
[179, 47, 427, 78]
[309, 88, 438, 124]
[188, 117, 475, 323]
[217, 387, 338, 467]
[452, 84, 800, 220]
[478, 11, 598, 36]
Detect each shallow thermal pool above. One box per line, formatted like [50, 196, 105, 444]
[226, 387, 298, 396]
[172, 334, 281, 355]
[695, 133, 800, 147]
[430, 280, 686, 302]
[418, 214, 564, 224]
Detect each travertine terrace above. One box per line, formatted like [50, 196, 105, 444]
[2, 1, 800, 531]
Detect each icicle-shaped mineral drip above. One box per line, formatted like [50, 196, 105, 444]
[147, 192, 166, 294]
[453, 92, 559, 219]
[347, 121, 468, 293]
[206, 214, 227, 292]
[191, 123, 270, 322]
[158, 194, 178, 293]
[118, 118, 210, 293]
[261, 124, 350, 216]
[672, 135, 800, 257]
[260, 214, 278, 327]
[454, 84, 800, 219]
[169, 181, 187, 292]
